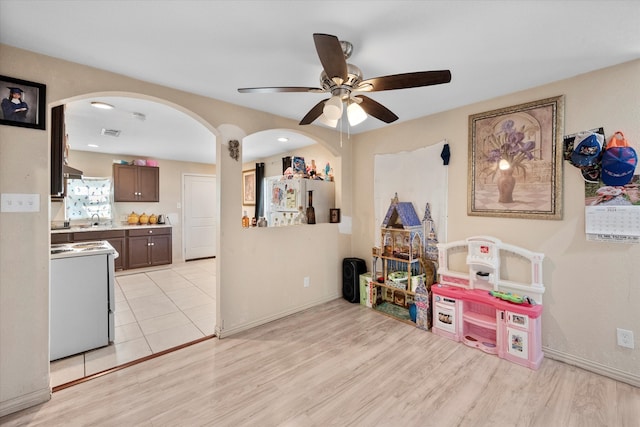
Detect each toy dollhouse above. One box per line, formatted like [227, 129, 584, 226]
[369, 194, 425, 323]
[432, 236, 545, 369]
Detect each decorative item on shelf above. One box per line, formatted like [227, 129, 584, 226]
[146, 160, 159, 167]
[139, 212, 149, 224]
[228, 139, 239, 161]
[257, 217, 268, 227]
[133, 159, 147, 166]
[127, 211, 139, 225]
[157, 214, 165, 224]
[242, 210, 250, 228]
[330, 208, 341, 223]
[295, 206, 307, 225]
[149, 214, 158, 224]
[292, 156, 306, 176]
[306, 190, 316, 224]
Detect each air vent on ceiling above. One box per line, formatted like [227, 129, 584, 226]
[101, 128, 121, 137]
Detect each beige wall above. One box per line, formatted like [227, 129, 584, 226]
[351, 59, 640, 383]
[0, 44, 351, 416]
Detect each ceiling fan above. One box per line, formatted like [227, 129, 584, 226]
[238, 33, 451, 127]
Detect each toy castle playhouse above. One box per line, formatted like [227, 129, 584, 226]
[367, 195, 443, 330]
[432, 236, 546, 369]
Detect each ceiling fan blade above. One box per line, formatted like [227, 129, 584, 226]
[238, 86, 325, 94]
[313, 33, 348, 84]
[357, 95, 399, 123]
[299, 99, 329, 125]
[357, 70, 451, 92]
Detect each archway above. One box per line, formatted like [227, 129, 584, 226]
[49, 92, 220, 389]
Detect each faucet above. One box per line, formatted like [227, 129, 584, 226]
[91, 213, 100, 226]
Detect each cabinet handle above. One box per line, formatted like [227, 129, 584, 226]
[148, 230, 153, 234]
[150, 242, 155, 246]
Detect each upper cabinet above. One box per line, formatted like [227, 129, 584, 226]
[113, 164, 160, 202]
[50, 105, 65, 198]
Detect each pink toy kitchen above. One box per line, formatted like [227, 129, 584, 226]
[432, 236, 545, 370]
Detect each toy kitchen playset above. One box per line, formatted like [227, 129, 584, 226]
[432, 236, 546, 370]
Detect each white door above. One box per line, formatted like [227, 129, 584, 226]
[184, 174, 217, 260]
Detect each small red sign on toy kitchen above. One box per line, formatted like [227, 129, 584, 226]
[480, 245, 489, 254]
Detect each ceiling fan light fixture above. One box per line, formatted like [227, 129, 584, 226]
[277, 137, 289, 142]
[323, 95, 343, 120]
[318, 114, 338, 128]
[347, 101, 367, 126]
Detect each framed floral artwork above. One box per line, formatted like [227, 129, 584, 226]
[468, 96, 564, 219]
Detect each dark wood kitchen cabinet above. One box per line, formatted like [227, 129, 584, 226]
[113, 164, 159, 202]
[50, 105, 65, 198]
[126, 227, 172, 269]
[73, 230, 127, 271]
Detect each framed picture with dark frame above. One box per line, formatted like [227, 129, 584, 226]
[467, 95, 564, 220]
[0, 75, 46, 130]
[330, 208, 341, 223]
[242, 169, 256, 205]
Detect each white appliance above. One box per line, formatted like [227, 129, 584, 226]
[264, 176, 335, 226]
[50, 241, 118, 361]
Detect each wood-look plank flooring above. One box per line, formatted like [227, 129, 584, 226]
[2, 299, 639, 426]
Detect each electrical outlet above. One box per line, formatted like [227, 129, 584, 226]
[304, 277, 310, 288]
[617, 328, 635, 349]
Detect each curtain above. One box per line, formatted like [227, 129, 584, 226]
[66, 177, 113, 220]
[255, 162, 265, 219]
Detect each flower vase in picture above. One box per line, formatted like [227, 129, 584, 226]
[497, 168, 516, 203]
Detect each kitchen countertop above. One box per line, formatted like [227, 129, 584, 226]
[51, 223, 172, 234]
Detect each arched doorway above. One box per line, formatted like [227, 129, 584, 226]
[49, 93, 220, 389]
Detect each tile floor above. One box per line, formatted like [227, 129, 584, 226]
[50, 258, 216, 388]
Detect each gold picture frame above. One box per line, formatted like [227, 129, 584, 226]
[242, 169, 256, 205]
[468, 95, 564, 219]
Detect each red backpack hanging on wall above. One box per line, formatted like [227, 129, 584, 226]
[600, 131, 637, 186]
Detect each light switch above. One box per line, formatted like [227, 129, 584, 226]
[1, 193, 40, 212]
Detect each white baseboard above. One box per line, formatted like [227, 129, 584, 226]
[218, 294, 341, 338]
[0, 387, 51, 418]
[543, 346, 640, 388]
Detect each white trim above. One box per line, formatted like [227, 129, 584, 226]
[543, 346, 640, 388]
[217, 294, 341, 338]
[0, 388, 51, 418]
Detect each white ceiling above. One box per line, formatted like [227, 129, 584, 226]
[1, 1, 639, 164]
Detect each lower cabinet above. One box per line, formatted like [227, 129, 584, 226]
[51, 226, 172, 271]
[72, 230, 127, 271]
[126, 227, 172, 269]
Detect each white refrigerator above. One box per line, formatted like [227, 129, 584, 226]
[264, 176, 335, 226]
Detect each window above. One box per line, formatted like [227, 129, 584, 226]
[66, 177, 112, 220]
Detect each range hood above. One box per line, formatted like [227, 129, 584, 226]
[63, 164, 83, 179]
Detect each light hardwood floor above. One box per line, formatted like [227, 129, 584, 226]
[3, 299, 639, 426]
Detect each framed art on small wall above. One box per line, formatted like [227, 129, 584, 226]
[330, 208, 341, 223]
[0, 75, 46, 130]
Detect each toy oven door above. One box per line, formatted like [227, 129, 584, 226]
[434, 301, 456, 334]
